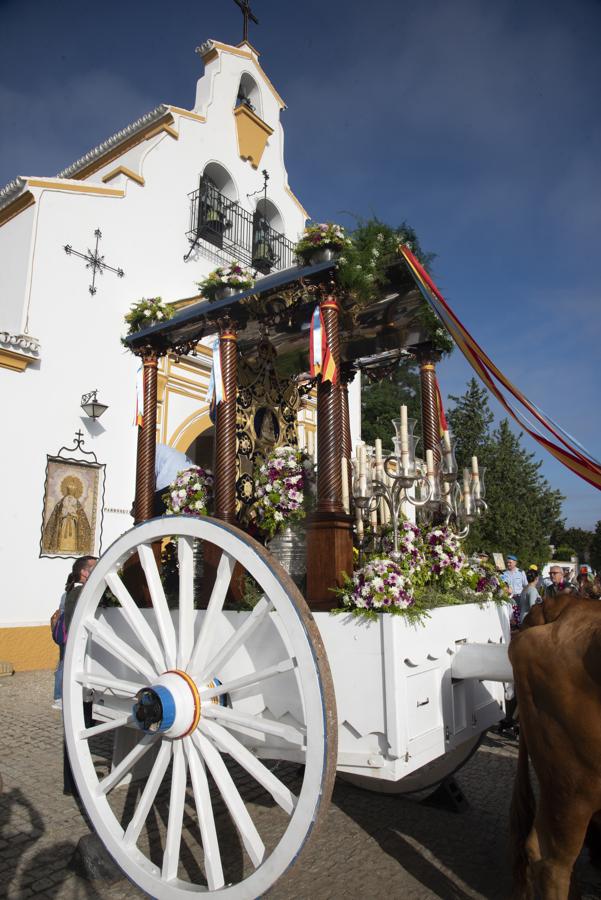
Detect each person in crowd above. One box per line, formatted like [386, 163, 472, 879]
[51, 562, 83, 710]
[519, 568, 541, 623]
[63, 555, 97, 796]
[502, 554, 527, 603]
[543, 565, 578, 600]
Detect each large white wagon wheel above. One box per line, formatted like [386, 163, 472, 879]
[63, 516, 337, 899]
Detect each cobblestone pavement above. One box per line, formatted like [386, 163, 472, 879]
[2, 671, 600, 899]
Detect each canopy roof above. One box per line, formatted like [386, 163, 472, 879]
[125, 257, 429, 372]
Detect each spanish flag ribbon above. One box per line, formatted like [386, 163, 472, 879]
[309, 304, 338, 384]
[134, 363, 144, 427]
[206, 337, 226, 422]
[434, 375, 448, 437]
[399, 244, 601, 491]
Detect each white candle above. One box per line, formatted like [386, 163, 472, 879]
[375, 438, 383, 465]
[298, 423, 305, 451]
[313, 433, 318, 464]
[356, 507, 364, 538]
[400, 405, 409, 475]
[307, 429, 314, 456]
[442, 429, 453, 473]
[359, 444, 367, 496]
[341, 457, 350, 514]
[426, 448, 437, 497]
[471, 455, 481, 500]
[463, 467, 472, 514]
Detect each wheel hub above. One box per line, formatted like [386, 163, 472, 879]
[133, 669, 201, 739]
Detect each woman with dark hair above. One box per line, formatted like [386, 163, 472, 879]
[52, 557, 96, 710]
[62, 555, 97, 796]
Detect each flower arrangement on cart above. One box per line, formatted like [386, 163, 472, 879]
[334, 523, 507, 622]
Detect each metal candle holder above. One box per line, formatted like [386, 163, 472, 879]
[352, 416, 488, 560]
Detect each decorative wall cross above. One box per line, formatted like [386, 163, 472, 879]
[64, 228, 125, 296]
[234, 0, 258, 43]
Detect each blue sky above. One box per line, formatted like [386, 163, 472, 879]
[1, 0, 600, 528]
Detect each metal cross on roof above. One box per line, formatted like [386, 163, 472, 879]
[64, 228, 125, 296]
[234, 0, 258, 43]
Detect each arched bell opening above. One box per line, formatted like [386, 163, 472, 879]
[235, 72, 263, 120]
[252, 198, 285, 275]
[197, 162, 238, 250]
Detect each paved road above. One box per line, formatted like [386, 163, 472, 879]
[1, 671, 600, 899]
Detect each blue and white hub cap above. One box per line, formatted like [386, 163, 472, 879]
[133, 670, 225, 739]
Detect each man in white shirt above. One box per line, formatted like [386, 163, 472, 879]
[502, 553, 527, 601]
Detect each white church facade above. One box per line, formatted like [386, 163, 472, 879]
[0, 38, 360, 670]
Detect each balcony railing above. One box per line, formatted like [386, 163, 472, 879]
[186, 178, 296, 273]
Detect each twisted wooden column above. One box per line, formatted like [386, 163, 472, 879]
[213, 320, 238, 525]
[340, 362, 355, 499]
[306, 287, 353, 610]
[134, 350, 159, 524]
[418, 353, 441, 466]
[316, 298, 344, 514]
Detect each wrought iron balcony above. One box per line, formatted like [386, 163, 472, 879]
[186, 178, 296, 273]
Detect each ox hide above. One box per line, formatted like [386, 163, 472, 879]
[509, 592, 601, 899]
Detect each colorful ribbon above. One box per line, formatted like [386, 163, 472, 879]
[399, 244, 601, 490]
[309, 304, 338, 384]
[206, 337, 226, 422]
[134, 363, 144, 427]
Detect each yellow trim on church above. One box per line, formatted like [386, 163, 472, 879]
[102, 166, 146, 187]
[0, 348, 37, 372]
[169, 106, 206, 123]
[285, 185, 309, 221]
[27, 178, 125, 198]
[201, 40, 286, 109]
[234, 105, 273, 169]
[0, 625, 58, 671]
[71, 112, 176, 179]
[0, 190, 36, 228]
[145, 123, 179, 141]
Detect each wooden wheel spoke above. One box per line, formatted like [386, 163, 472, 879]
[202, 705, 306, 747]
[162, 741, 187, 882]
[184, 736, 225, 891]
[123, 741, 172, 847]
[85, 618, 157, 683]
[177, 537, 194, 669]
[199, 658, 296, 701]
[74, 672, 144, 697]
[79, 714, 134, 740]
[191, 731, 265, 868]
[98, 733, 157, 795]
[199, 719, 297, 815]
[104, 570, 167, 673]
[138, 543, 177, 670]
[198, 595, 272, 682]
[188, 552, 236, 675]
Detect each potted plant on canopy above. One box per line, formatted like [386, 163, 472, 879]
[197, 262, 255, 303]
[295, 222, 352, 266]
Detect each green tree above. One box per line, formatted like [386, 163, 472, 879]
[361, 358, 421, 451]
[446, 377, 494, 471]
[549, 523, 593, 561]
[465, 419, 563, 565]
[589, 521, 601, 573]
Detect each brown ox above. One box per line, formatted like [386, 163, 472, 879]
[509, 592, 601, 898]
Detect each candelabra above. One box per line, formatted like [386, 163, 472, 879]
[351, 407, 488, 560]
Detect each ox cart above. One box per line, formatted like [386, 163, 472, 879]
[63, 255, 513, 898]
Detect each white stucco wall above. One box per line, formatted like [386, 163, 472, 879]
[0, 202, 36, 334]
[0, 43, 308, 630]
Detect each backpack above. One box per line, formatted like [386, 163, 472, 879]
[51, 609, 67, 646]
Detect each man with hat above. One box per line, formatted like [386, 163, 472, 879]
[502, 554, 527, 603]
